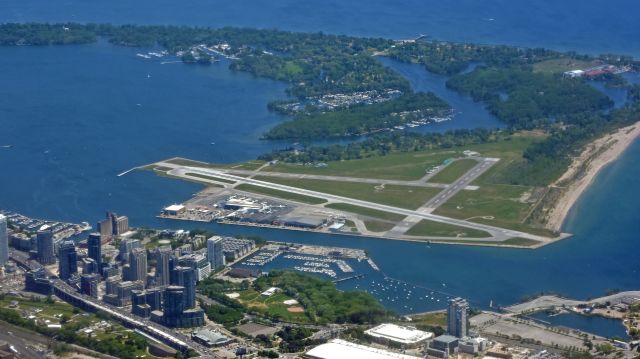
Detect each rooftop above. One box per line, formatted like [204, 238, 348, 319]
[193, 329, 232, 346]
[433, 335, 459, 344]
[306, 339, 420, 359]
[365, 323, 433, 344]
[164, 204, 185, 211]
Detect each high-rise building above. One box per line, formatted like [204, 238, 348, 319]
[129, 248, 147, 284]
[36, 229, 55, 265]
[87, 233, 102, 271]
[178, 254, 211, 282]
[162, 286, 186, 327]
[0, 214, 8, 266]
[80, 274, 100, 298]
[207, 236, 225, 270]
[447, 297, 469, 338]
[82, 257, 98, 274]
[118, 238, 140, 263]
[97, 218, 112, 240]
[108, 212, 130, 236]
[172, 266, 196, 309]
[58, 240, 78, 280]
[155, 246, 173, 286]
[131, 288, 163, 317]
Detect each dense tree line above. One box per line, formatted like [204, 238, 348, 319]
[387, 41, 561, 75]
[0, 23, 96, 45]
[263, 92, 449, 139]
[254, 271, 389, 324]
[446, 66, 613, 128]
[0, 23, 409, 99]
[276, 326, 325, 353]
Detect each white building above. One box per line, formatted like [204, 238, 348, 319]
[0, 214, 7, 265]
[305, 339, 420, 359]
[364, 323, 433, 348]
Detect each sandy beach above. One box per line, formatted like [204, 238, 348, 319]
[546, 121, 640, 231]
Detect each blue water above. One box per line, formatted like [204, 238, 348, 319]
[529, 312, 629, 339]
[378, 58, 504, 132]
[1, 0, 640, 316]
[1, 0, 639, 57]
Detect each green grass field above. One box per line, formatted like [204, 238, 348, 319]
[264, 136, 539, 183]
[434, 184, 555, 237]
[265, 151, 455, 180]
[235, 184, 327, 205]
[427, 159, 478, 184]
[364, 220, 396, 232]
[405, 219, 491, 238]
[325, 203, 406, 222]
[254, 176, 440, 210]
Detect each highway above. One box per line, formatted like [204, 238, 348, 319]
[164, 164, 550, 242]
[9, 250, 211, 357]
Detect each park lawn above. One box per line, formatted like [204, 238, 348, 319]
[532, 58, 599, 74]
[254, 176, 440, 210]
[235, 184, 327, 205]
[427, 159, 478, 184]
[325, 203, 406, 222]
[405, 219, 491, 238]
[364, 220, 396, 232]
[238, 290, 310, 323]
[184, 172, 235, 184]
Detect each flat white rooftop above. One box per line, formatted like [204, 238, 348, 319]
[365, 323, 433, 344]
[164, 204, 185, 211]
[305, 339, 420, 359]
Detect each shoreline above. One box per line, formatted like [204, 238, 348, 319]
[545, 121, 640, 231]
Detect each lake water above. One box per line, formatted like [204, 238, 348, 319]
[1, 0, 640, 320]
[528, 312, 629, 339]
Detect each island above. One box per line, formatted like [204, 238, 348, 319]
[2, 23, 639, 247]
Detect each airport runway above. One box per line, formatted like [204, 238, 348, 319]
[161, 162, 550, 242]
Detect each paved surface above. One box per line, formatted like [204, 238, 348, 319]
[160, 162, 550, 242]
[387, 158, 498, 235]
[505, 292, 640, 314]
[473, 312, 598, 348]
[421, 158, 499, 210]
[217, 169, 449, 188]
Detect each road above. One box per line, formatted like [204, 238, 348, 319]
[10, 250, 212, 358]
[161, 162, 550, 242]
